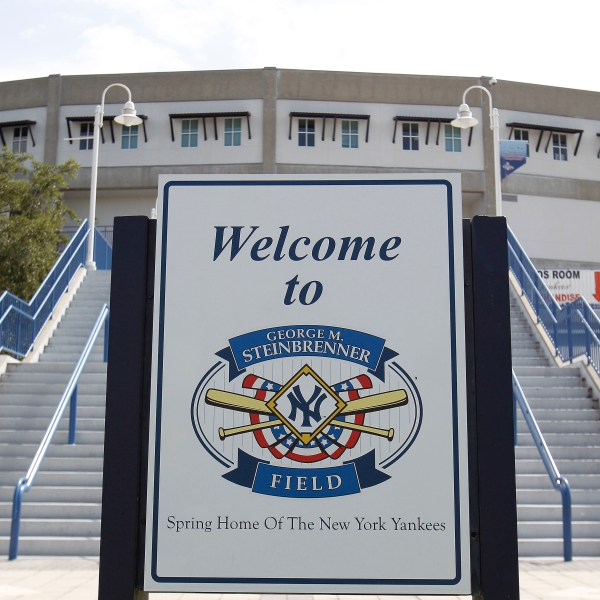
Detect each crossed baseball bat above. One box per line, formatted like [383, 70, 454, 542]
[205, 386, 408, 442]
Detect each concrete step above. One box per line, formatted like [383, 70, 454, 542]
[515, 445, 600, 460]
[518, 397, 598, 409]
[0, 393, 106, 406]
[518, 538, 600, 557]
[4, 362, 107, 375]
[38, 352, 106, 363]
[518, 420, 600, 434]
[0, 501, 101, 520]
[0, 443, 104, 459]
[0, 416, 106, 431]
[0, 471, 103, 487]
[512, 348, 547, 358]
[516, 473, 600, 489]
[0, 382, 107, 395]
[518, 520, 600, 538]
[517, 375, 585, 388]
[518, 387, 591, 399]
[1, 372, 106, 385]
[515, 459, 600, 475]
[0, 535, 99, 557]
[512, 357, 551, 367]
[0, 517, 100, 537]
[0, 456, 103, 472]
[0, 430, 104, 444]
[0, 485, 103, 503]
[517, 488, 600, 504]
[0, 404, 105, 418]
[518, 504, 600, 520]
[514, 366, 581, 377]
[516, 408, 599, 421]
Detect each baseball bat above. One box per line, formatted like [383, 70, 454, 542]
[206, 389, 273, 414]
[218, 418, 283, 440]
[341, 389, 408, 414]
[331, 419, 394, 440]
[205, 388, 407, 416]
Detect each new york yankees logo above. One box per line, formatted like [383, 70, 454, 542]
[287, 384, 327, 427]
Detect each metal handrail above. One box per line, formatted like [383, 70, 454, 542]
[0, 221, 89, 357]
[508, 245, 558, 326]
[513, 372, 572, 561]
[508, 226, 600, 376]
[8, 304, 110, 560]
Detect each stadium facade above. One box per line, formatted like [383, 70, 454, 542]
[1, 67, 599, 267]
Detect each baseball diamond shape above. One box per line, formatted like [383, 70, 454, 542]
[266, 365, 347, 444]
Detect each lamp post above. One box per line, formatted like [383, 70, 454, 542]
[86, 83, 143, 269]
[451, 85, 502, 217]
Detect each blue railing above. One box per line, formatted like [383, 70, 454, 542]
[0, 221, 112, 357]
[513, 373, 572, 561]
[8, 304, 110, 560]
[508, 227, 600, 375]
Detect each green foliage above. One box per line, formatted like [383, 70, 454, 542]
[0, 149, 79, 300]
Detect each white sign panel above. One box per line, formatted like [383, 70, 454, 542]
[144, 174, 470, 594]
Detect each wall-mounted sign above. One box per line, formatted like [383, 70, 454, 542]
[537, 268, 600, 306]
[144, 175, 470, 594]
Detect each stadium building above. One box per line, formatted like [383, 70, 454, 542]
[0, 67, 599, 268]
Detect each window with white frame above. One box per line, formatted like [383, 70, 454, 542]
[552, 133, 567, 161]
[12, 126, 28, 153]
[444, 125, 461, 152]
[121, 125, 139, 150]
[224, 118, 242, 146]
[181, 119, 199, 147]
[513, 128, 529, 157]
[341, 120, 359, 148]
[79, 122, 94, 150]
[402, 122, 419, 151]
[298, 118, 316, 147]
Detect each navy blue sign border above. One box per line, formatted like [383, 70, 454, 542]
[151, 178, 463, 588]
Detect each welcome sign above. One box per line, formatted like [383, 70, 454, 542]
[144, 174, 470, 594]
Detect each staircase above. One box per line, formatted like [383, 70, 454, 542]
[1, 268, 599, 558]
[512, 292, 600, 557]
[0, 269, 110, 556]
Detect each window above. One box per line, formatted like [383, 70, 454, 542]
[224, 118, 242, 146]
[298, 119, 315, 147]
[445, 125, 461, 152]
[402, 123, 419, 151]
[181, 119, 199, 147]
[552, 133, 567, 161]
[513, 128, 529, 157]
[121, 125, 139, 150]
[79, 123, 93, 150]
[12, 127, 28, 153]
[341, 120, 359, 148]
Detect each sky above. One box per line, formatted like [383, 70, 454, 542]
[3, 0, 600, 93]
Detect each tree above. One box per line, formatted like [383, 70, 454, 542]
[0, 149, 79, 300]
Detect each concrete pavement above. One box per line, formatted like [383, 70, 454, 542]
[1, 558, 599, 599]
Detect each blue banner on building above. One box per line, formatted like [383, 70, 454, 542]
[500, 140, 528, 179]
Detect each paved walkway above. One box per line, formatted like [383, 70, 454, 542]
[0, 558, 599, 599]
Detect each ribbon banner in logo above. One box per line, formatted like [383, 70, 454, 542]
[217, 325, 398, 381]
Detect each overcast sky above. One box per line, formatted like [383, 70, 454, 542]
[3, 0, 599, 94]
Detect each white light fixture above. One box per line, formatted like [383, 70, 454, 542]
[451, 103, 479, 129]
[451, 84, 502, 216]
[86, 83, 142, 269]
[114, 100, 143, 127]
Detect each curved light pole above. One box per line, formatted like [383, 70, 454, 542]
[86, 83, 143, 269]
[451, 85, 502, 216]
